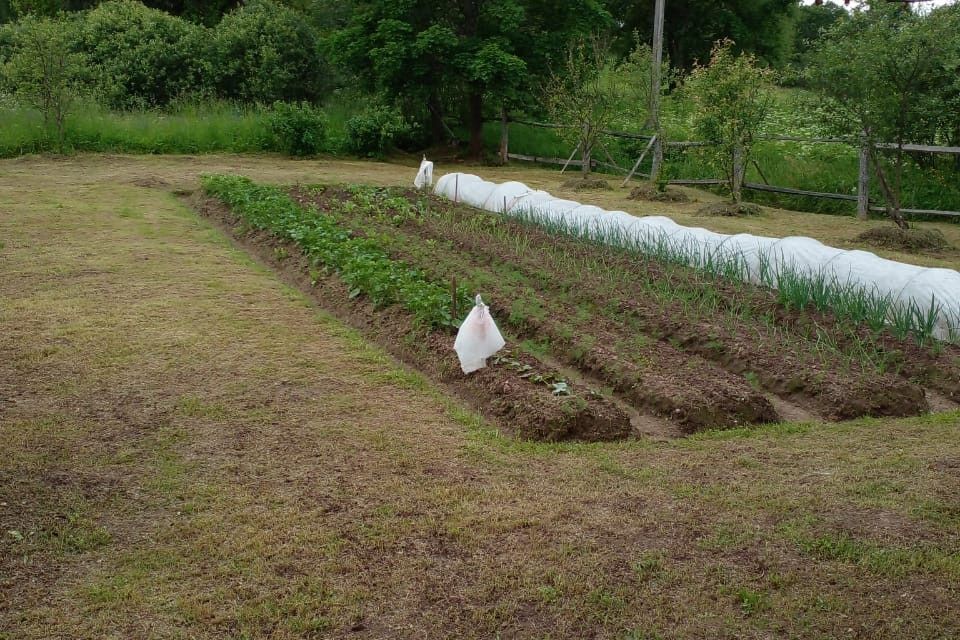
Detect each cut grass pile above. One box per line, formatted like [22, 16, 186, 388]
[856, 226, 950, 254]
[2, 155, 960, 639]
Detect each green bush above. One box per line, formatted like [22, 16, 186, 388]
[267, 101, 327, 156]
[73, 0, 208, 109]
[212, 0, 326, 104]
[345, 105, 410, 157]
[0, 22, 14, 66]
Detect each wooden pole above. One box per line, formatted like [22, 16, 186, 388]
[560, 140, 582, 174]
[649, 0, 665, 183]
[450, 277, 458, 324]
[499, 107, 509, 165]
[751, 158, 770, 185]
[623, 135, 657, 187]
[858, 131, 870, 220]
[598, 141, 627, 174]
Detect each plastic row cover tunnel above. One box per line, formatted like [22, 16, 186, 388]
[433, 172, 960, 340]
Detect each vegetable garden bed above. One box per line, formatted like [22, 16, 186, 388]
[196, 175, 960, 440]
[196, 176, 631, 442]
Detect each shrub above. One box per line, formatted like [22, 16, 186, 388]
[1, 13, 83, 152]
[212, 0, 326, 104]
[267, 101, 326, 156]
[73, 0, 209, 109]
[0, 23, 14, 66]
[345, 105, 410, 157]
[683, 39, 774, 204]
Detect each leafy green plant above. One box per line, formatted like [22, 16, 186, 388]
[267, 101, 327, 156]
[345, 105, 411, 157]
[201, 174, 468, 329]
[683, 39, 775, 204]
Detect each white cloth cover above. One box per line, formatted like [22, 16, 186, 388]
[431, 172, 960, 340]
[454, 295, 506, 374]
[413, 157, 434, 189]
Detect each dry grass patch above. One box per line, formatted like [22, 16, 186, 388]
[1, 154, 959, 639]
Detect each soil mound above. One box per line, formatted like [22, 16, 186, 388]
[628, 184, 691, 203]
[697, 202, 762, 217]
[855, 226, 949, 253]
[130, 176, 171, 188]
[561, 177, 611, 191]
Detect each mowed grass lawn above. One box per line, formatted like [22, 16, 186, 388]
[1, 154, 959, 639]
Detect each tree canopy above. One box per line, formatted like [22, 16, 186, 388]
[807, 0, 957, 227]
[603, 0, 798, 71]
[331, 0, 610, 156]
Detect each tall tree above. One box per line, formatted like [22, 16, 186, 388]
[603, 0, 797, 71]
[544, 35, 655, 177]
[333, 0, 609, 157]
[1, 13, 83, 151]
[807, 1, 951, 228]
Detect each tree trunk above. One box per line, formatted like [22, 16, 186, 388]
[467, 90, 484, 160]
[731, 145, 744, 204]
[428, 94, 444, 146]
[868, 148, 909, 230]
[581, 122, 591, 178]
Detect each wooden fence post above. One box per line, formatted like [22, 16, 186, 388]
[499, 107, 509, 165]
[857, 131, 870, 220]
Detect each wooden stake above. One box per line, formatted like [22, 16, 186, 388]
[622, 135, 657, 187]
[451, 277, 458, 324]
[499, 107, 509, 164]
[858, 131, 870, 220]
[560, 140, 582, 174]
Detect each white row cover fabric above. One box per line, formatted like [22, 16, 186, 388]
[413, 157, 434, 189]
[433, 172, 960, 340]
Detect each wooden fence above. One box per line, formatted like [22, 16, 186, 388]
[496, 118, 960, 219]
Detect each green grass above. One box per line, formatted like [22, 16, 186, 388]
[0, 100, 275, 156]
[0, 97, 363, 157]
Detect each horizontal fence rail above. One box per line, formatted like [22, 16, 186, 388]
[492, 116, 960, 219]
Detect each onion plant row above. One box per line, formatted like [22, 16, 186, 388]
[201, 175, 470, 329]
[317, 185, 891, 375]
[508, 207, 958, 347]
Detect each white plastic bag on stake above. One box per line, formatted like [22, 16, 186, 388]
[454, 294, 505, 374]
[413, 156, 434, 189]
